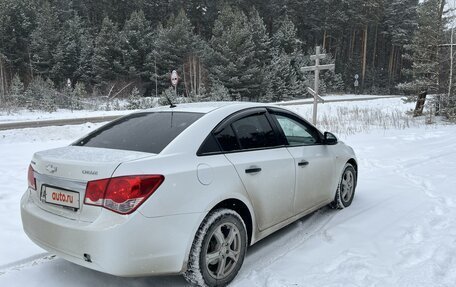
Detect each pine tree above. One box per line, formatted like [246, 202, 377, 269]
[207, 81, 231, 101]
[398, 0, 445, 98]
[177, 0, 219, 39]
[265, 15, 304, 102]
[92, 17, 123, 93]
[52, 14, 92, 88]
[74, 82, 87, 99]
[385, 0, 419, 47]
[265, 50, 304, 102]
[384, 0, 419, 88]
[9, 74, 25, 106]
[30, 1, 60, 79]
[121, 10, 153, 81]
[272, 15, 301, 54]
[24, 76, 57, 112]
[127, 86, 142, 109]
[265, 51, 292, 102]
[151, 10, 206, 97]
[0, 0, 447, 101]
[210, 5, 260, 100]
[249, 9, 271, 63]
[248, 8, 271, 100]
[0, 0, 38, 81]
[76, 32, 95, 89]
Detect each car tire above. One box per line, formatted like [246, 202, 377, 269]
[184, 208, 248, 287]
[331, 163, 357, 209]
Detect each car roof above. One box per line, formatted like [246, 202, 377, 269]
[144, 101, 270, 114]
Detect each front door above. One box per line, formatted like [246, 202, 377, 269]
[213, 110, 296, 231]
[286, 145, 335, 213]
[269, 111, 336, 214]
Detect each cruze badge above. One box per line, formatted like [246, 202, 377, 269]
[46, 164, 58, 174]
[82, 170, 98, 175]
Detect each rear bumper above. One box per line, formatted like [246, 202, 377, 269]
[21, 191, 203, 277]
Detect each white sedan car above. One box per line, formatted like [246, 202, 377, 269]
[21, 102, 357, 287]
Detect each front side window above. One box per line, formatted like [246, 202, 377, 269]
[273, 114, 320, 146]
[74, 112, 202, 154]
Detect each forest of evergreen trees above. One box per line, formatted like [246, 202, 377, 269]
[0, 0, 455, 118]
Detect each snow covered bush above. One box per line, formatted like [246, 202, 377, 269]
[158, 87, 177, 106]
[126, 87, 142, 110]
[23, 76, 57, 112]
[205, 82, 231, 102]
[440, 94, 456, 121]
[3, 74, 25, 113]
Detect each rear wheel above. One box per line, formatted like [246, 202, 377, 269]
[184, 209, 247, 287]
[331, 163, 356, 209]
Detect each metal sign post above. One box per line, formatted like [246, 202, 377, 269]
[171, 70, 178, 96]
[354, 74, 359, 94]
[301, 46, 335, 125]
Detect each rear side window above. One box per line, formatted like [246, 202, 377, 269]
[214, 126, 240, 152]
[74, 112, 202, 154]
[231, 114, 277, 150]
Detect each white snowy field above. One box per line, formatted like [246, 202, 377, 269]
[0, 109, 130, 124]
[0, 94, 394, 124]
[1, 97, 455, 286]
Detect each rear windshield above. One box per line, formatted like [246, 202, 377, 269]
[73, 112, 203, 154]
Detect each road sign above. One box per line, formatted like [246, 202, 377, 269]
[171, 70, 178, 86]
[354, 74, 359, 80]
[354, 80, 359, 87]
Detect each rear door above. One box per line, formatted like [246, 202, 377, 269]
[269, 109, 336, 214]
[214, 109, 295, 231]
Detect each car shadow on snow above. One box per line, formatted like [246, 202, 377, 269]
[22, 205, 353, 287]
[32, 258, 189, 287]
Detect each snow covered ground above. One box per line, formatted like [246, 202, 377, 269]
[0, 94, 393, 124]
[1, 97, 455, 286]
[0, 109, 129, 124]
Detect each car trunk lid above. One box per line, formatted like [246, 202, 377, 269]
[30, 146, 153, 222]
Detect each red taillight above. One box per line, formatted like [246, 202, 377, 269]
[85, 178, 109, 205]
[84, 175, 164, 214]
[28, 165, 36, 190]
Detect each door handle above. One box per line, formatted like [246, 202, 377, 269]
[298, 160, 309, 167]
[245, 167, 262, 174]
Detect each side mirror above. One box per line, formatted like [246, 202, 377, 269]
[323, 132, 338, 145]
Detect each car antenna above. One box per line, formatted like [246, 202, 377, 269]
[165, 95, 176, 108]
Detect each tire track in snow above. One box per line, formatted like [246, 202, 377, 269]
[234, 208, 338, 285]
[0, 253, 55, 276]
[390, 154, 456, 285]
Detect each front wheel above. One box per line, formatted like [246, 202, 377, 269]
[331, 163, 357, 209]
[184, 209, 247, 287]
